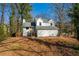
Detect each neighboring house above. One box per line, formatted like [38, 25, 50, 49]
[23, 18, 58, 37]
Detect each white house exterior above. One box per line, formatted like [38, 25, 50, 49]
[23, 18, 58, 37]
[23, 19, 33, 36]
[35, 18, 58, 37]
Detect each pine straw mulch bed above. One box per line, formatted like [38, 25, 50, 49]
[0, 37, 78, 56]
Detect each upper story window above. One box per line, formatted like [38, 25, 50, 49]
[26, 27, 29, 29]
[39, 22, 42, 26]
[50, 23, 53, 26]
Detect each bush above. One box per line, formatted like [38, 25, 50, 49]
[0, 24, 8, 42]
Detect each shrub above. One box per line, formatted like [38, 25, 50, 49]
[0, 24, 8, 42]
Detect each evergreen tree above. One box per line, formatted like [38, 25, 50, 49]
[68, 4, 79, 40]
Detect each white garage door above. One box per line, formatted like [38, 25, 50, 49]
[37, 30, 58, 37]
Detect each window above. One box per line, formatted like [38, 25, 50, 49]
[50, 23, 53, 26]
[31, 22, 36, 26]
[26, 27, 29, 29]
[39, 22, 42, 26]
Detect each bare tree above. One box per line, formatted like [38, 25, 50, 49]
[50, 4, 67, 36]
[1, 4, 5, 24]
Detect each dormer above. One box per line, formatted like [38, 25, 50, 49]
[36, 18, 43, 26]
[49, 19, 55, 26]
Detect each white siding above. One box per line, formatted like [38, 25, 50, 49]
[23, 28, 27, 36]
[36, 18, 43, 26]
[23, 19, 26, 23]
[23, 28, 33, 36]
[37, 30, 58, 37]
[42, 23, 50, 26]
[48, 19, 55, 26]
[23, 28, 30, 36]
[36, 18, 55, 26]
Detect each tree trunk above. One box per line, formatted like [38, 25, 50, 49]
[1, 4, 5, 25]
[18, 14, 23, 37]
[76, 26, 79, 40]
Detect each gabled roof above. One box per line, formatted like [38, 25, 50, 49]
[42, 18, 49, 23]
[35, 17, 49, 23]
[23, 22, 31, 27]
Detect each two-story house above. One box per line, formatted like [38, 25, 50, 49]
[23, 18, 58, 37]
